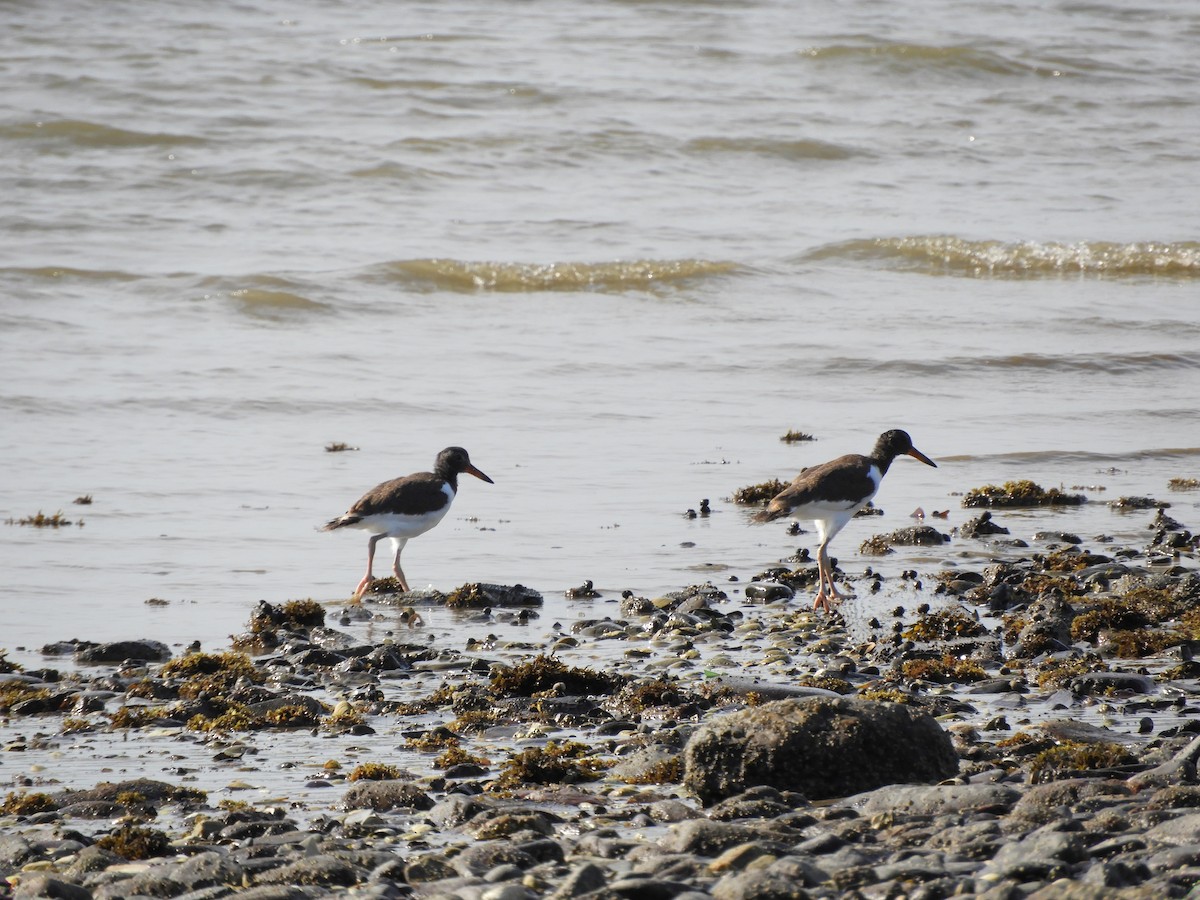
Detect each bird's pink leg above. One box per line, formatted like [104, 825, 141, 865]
[391, 538, 410, 592]
[812, 543, 846, 614]
[353, 534, 385, 600]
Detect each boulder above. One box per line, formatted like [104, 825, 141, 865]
[683, 696, 958, 805]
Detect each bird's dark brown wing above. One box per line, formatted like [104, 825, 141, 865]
[757, 453, 877, 521]
[347, 472, 451, 517]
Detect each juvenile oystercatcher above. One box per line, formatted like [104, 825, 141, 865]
[754, 430, 936, 613]
[323, 446, 493, 599]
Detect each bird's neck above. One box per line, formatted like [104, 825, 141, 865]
[435, 466, 460, 492]
[872, 453, 896, 476]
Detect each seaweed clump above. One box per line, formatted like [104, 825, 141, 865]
[1029, 741, 1137, 783]
[6, 511, 82, 528]
[1, 792, 57, 815]
[622, 757, 684, 785]
[1034, 653, 1109, 690]
[902, 608, 988, 642]
[491, 740, 612, 791]
[780, 430, 815, 443]
[247, 599, 326, 633]
[609, 678, 705, 717]
[96, 825, 174, 860]
[900, 654, 987, 684]
[160, 651, 265, 699]
[348, 762, 404, 782]
[731, 479, 788, 506]
[962, 480, 1086, 509]
[490, 654, 622, 698]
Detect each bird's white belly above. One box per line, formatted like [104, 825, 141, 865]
[351, 505, 452, 539]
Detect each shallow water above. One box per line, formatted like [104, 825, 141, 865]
[2, 0, 1199, 666]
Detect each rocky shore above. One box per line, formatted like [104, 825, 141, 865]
[3, 497, 1200, 899]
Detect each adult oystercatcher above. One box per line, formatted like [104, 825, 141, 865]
[323, 446, 493, 599]
[754, 430, 936, 613]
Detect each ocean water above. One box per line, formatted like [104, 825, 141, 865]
[2, 0, 1199, 665]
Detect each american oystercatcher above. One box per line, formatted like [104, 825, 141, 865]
[323, 446, 493, 599]
[754, 430, 936, 613]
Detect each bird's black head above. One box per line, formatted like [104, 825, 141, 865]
[874, 430, 937, 470]
[435, 446, 495, 484]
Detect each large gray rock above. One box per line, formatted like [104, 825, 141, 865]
[341, 779, 433, 812]
[683, 696, 959, 805]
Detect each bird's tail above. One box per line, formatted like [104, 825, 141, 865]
[321, 514, 361, 531]
[751, 504, 787, 524]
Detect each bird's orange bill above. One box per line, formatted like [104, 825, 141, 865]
[908, 447, 937, 468]
[466, 463, 495, 484]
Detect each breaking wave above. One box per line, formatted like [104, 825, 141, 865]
[369, 258, 741, 292]
[803, 236, 1200, 279]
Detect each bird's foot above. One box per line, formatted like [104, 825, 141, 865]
[352, 574, 376, 600]
[812, 585, 848, 615]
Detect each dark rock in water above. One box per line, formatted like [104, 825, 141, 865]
[565, 580, 600, 599]
[1033, 530, 1082, 544]
[620, 592, 657, 616]
[444, 582, 544, 609]
[75, 639, 171, 664]
[683, 696, 959, 805]
[1007, 594, 1076, 660]
[744, 582, 794, 602]
[860, 525, 949, 555]
[1068, 671, 1157, 695]
[40, 640, 98, 657]
[1111, 496, 1168, 510]
[341, 779, 434, 812]
[246, 693, 327, 718]
[959, 510, 1010, 538]
[963, 480, 1086, 509]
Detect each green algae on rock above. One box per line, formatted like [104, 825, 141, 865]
[962, 480, 1087, 508]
